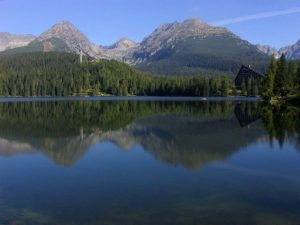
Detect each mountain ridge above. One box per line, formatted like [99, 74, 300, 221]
[1, 19, 298, 61]
[133, 19, 270, 75]
[4, 18, 298, 76]
[0, 32, 36, 51]
[256, 44, 280, 58]
[279, 38, 300, 60]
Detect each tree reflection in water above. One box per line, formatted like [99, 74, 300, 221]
[0, 100, 298, 168]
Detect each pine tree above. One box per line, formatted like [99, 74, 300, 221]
[221, 79, 229, 97]
[203, 78, 210, 97]
[297, 67, 300, 91]
[274, 55, 288, 96]
[287, 61, 298, 93]
[262, 55, 277, 99]
[93, 83, 100, 96]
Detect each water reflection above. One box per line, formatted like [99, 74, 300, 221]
[234, 102, 261, 127]
[0, 100, 298, 168]
[0, 99, 300, 225]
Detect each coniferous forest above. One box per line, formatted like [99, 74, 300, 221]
[0, 52, 299, 99]
[0, 52, 233, 97]
[262, 54, 300, 101]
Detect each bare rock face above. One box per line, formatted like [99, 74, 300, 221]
[280, 39, 300, 60]
[256, 44, 280, 58]
[142, 19, 227, 47]
[37, 20, 102, 57]
[101, 38, 140, 62]
[0, 32, 35, 51]
[110, 37, 139, 50]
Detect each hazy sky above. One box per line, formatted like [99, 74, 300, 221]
[1, 0, 300, 49]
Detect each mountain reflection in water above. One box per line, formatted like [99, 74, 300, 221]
[0, 100, 298, 168]
[1, 99, 300, 225]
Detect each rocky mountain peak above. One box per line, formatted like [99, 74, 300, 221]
[100, 38, 139, 63]
[58, 20, 74, 26]
[37, 20, 100, 57]
[110, 37, 139, 49]
[256, 44, 280, 58]
[38, 20, 87, 42]
[143, 18, 228, 43]
[180, 18, 227, 36]
[280, 38, 300, 60]
[0, 32, 36, 51]
[137, 18, 230, 60]
[182, 18, 209, 27]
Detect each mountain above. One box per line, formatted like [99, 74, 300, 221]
[133, 19, 270, 76]
[101, 37, 139, 62]
[280, 38, 300, 60]
[1, 19, 271, 76]
[135, 19, 228, 60]
[109, 37, 139, 50]
[4, 21, 102, 58]
[0, 32, 35, 51]
[36, 20, 101, 56]
[256, 44, 280, 58]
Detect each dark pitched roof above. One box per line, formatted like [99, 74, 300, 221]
[234, 104, 261, 127]
[235, 65, 265, 86]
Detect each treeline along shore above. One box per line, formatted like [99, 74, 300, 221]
[0, 52, 299, 100]
[0, 52, 232, 97]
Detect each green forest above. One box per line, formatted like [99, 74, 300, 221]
[0, 52, 299, 99]
[0, 52, 233, 97]
[262, 54, 300, 101]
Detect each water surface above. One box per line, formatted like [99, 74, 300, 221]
[0, 98, 299, 225]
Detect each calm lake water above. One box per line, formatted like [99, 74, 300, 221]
[0, 98, 299, 225]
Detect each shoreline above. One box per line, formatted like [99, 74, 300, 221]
[0, 96, 262, 103]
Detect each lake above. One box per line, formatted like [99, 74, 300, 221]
[0, 97, 299, 225]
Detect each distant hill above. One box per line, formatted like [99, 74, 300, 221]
[1, 19, 271, 76]
[0, 32, 35, 51]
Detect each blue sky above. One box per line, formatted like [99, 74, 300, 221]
[1, 0, 300, 49]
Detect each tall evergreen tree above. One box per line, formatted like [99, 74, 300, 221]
[262, 54, 277, 99]
[297, 66, 300, 91]
[274, 55, 288, 96]
[287, 61, 298, 93]
[203, 78, 210, 97]
[221, 79, 229, 97]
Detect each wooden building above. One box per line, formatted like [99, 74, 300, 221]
[235, 65, 265, 87]
[234, 104, 261, 127]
